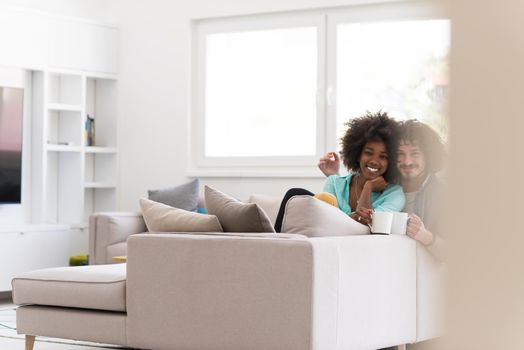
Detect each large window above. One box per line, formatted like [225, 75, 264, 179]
[205, 27, 319, 158]
[334, 18, 450, 141]
[191, 2, 450, 176]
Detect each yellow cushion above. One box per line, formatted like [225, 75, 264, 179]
[314, 192, 338, 207]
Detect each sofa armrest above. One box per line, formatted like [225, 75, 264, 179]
[88, 212, 147, 265]
[310, 235, 417, 349]
[126, 233, 417, 350]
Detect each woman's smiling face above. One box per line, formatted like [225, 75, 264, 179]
[358, 140, 389, 180]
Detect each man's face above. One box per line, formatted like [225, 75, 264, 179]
[397, 141, 426, 181]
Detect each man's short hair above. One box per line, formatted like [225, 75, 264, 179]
[398, 119, 446, 173]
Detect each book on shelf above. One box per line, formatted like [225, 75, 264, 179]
[84, 114, 95, 146]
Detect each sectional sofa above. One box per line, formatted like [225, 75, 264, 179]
[12, 195, 444, 350]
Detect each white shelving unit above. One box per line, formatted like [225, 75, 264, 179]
[83, 75, 118, 223]
[32, 70, 118, 226]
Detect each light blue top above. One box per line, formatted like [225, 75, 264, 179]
[323, 173, 406, 215]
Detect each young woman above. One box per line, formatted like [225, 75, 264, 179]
[323, 111, 405, 226]
[274, 111, 404, 232]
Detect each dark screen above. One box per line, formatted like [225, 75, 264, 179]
[0, 87, 24, 204]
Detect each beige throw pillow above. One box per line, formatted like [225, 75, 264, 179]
[281, 195, 370, 237]
[139, 198, 223, 232]
[204, 186, 276, 233]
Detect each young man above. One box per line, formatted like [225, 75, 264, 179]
[318, 120, 445, 259]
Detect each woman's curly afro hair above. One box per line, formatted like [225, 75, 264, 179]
[340, 111, 400, 183]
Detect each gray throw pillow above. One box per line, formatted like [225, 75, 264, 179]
[148, 178, 199, 212]
[204, 185, 275, 233]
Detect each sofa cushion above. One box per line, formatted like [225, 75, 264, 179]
[205, 186, 275, 233]
[248, 194, 281, 225]
[12, 264, 126, 312]
[281, 195, 370, 237]
[139, 198, 223, 232]
[148, 178, 200, 212]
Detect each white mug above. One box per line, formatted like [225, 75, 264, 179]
[390, 212, 408, 235]
[370, 212, 393, 234]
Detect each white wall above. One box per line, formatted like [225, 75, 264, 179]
[112, 0, 399, 211]
[0, 0, 116, 22]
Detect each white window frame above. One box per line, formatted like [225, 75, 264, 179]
[190, 13, 326, 177]
[189, 1, 448, 177]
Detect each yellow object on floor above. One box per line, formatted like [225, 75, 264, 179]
[314, 192, 338, 207]
[69, 254, 89, 266]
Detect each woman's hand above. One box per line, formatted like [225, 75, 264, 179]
[406, 214, 434, 245]
[351, 207, 373, 226]
[365, 176, 388, 192]
[318, 152, 341, 177]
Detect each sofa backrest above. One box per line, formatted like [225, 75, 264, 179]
[248, 194, 281, 225]
[89, 212, 147, 265]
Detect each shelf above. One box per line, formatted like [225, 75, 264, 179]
[84, 146, 117, 154]
[48, 68, 117, 81]
[69, 223, 89, 230]
[84, 182, 117, 189]
[85, 72, 118, 80]
[47, 103, 83, 112]
[46, 144, 82, 152]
